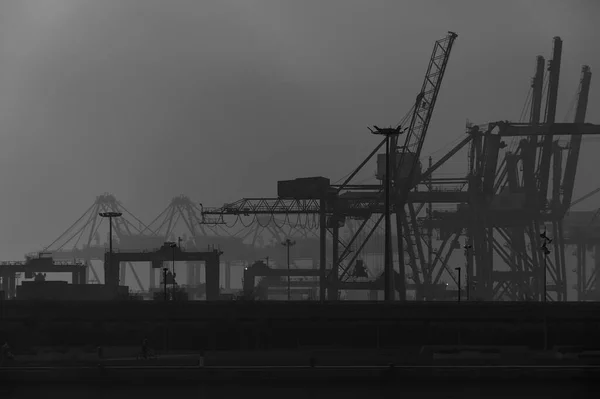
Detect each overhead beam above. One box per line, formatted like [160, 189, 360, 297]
[494, 122, 600, 137]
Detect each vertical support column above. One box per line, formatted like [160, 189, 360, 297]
[72, 272, 78, 285]
[394, 210, 404, 301]
[84, 263, 89, 284]
[466, 229, 474, 301]
[243, 268, 254, 297]
[1, 275, 8, 297]
[576, 244, 583, 301]
[486, 226, 494, 300]
[594, 245, 600, 299]
[149, 263, 156, 289]
[186, 263, 193, 286]
[319, 198, 327, 302]
[557, 223, 568, 301]
[582, 244, 588, 301]
[104, 252, 119, 288]
[195, 263, 202, 285]
[8, 273, 16, 299]
[384, 135, 393, 302]
[103, 252, 110, 286]
[205, 252, 221, 301]
[188, 263, 194, 285]
[225, 262, 231, 290]
[119, 263, 126, 287]
[472, 223, 485, 301]
[311, 259, 318, 300]
[427, 156, 434, 287]
[328, 220, 339, 301]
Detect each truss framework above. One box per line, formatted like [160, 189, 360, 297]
[201, 40, 598, 302]
[37, 193, 154, 290]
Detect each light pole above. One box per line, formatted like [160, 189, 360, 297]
[169, 242, 177, 300]
[369, 126, 406, 302]
[99, 212, 123, 288]
[282, 239, 296, 301]
[455, 267, 461, 303]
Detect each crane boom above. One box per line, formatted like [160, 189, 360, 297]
[390, 31, 457, 301]
[361, 31, 458, 211]
[392, 31, 458, 196]
[537, 37, 563, 208]
[561, 65, 592, 214]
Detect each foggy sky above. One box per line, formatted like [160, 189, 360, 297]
[0, 0, 598, 260]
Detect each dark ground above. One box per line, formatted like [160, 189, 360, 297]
[1, 300, 600, 386]
[1, 301, 600, 351]
[4, 383, 592, 399]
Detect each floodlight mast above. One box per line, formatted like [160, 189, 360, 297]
[99, 212, 123, 289]
[369, 126, 405, 301]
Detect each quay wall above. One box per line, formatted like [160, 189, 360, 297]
[1, 301, 599, 351]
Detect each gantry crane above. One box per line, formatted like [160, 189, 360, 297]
[484, 42, 593, 302]
[201, 32, 460, 301]
[143, 195, 318, 289]
[390, 31, 458, 300]
[143, 195, 230, 288]
[330, 31, 459, 300]
[34, 193, 154, 290]
[204, 34, 600, 304]
[419, 37, 592, 303]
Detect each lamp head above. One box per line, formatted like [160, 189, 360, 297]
[369, 126, 407, 136]
[99, 212, 123, 218]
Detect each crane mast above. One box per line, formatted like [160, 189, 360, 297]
[537, 37, 563, 209]
[391, 32, 458, 170]
[389, 31, 458, 301]
[530, 56, 546, 125]
[197, 33, 600, 304]
[561, 65, 592, 214]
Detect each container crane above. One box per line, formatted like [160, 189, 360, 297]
[560, 65, 592, 214]
[201, 32, 459, 302]
[390, 31, 458, 300]
[356, 31, 458, 300]
[465, 39, 595, 302]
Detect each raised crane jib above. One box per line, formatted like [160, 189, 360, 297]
[201, 32, 458, 221]
[393, 31, 458, 198]
[560, 65, 592, 214]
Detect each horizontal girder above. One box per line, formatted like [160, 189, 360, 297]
[494, 122, 600, 137]
[202, 191, 469, 217]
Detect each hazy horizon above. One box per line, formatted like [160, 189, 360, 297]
[0, 0, 598, 261]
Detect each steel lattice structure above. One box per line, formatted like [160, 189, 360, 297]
[141, 196, 324, 289]
[28, 36, 600, 302]
[34, 193, 155, 290]
[202, 32, 462, 301]
[468, 42, 594, 302]
[201, 35, 600, 302]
